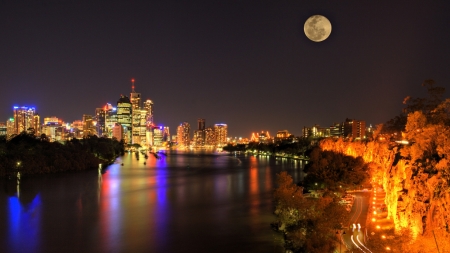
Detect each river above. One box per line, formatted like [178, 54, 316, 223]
[0, 151, 306, 253]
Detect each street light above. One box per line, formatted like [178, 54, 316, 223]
[336, 230, 346, 253]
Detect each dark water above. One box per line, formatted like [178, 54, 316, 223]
[0, 151, 306, 253]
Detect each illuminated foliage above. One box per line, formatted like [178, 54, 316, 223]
[304, 147, 370, 190]
[273, 171, 347, 252]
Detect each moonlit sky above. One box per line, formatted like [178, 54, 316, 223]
[1, 1, 450, 137]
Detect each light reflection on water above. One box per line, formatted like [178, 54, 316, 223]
[1, 151, 305, 253]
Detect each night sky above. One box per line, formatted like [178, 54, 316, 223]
[1, 1, 450, 137]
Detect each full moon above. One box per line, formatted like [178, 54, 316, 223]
[304, 15, 332, 42]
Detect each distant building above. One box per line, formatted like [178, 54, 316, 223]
[330, 122, 344, 138]
[344, 118, 366, 139]
[302, 125, 329, 139]
[82, 114, 95, 137]
[6, 118, 15, 138]
[13, 106, 37, 135]
[177, 122, 191, 147]
[153, 126, 164, 147]
[95, 107, 107, 137]
[275, 130, 291, 142]
[204, 127, 215, 147]
[117, 95, 132, 144]
[214, 124, 227, 147]
[42, 122, 66, 142]
[112, 123, 123, 141]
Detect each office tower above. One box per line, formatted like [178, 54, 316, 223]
[204, 127, 215, 147]
[153, 126, 164, 146]
[112, 123, 123, 141]
[117, 95, 132, 128]
[143, 99, 154, 127]
[193, 130, 204, 147]
[130, 79, 141, 110]
[82, 114, 95, 137]
[95, 107, 106, 137]
[138, 109, 148, 144]
[117, 95, 132, 144]
[130, 79, 142, 144]
[330, 123, 344, 138]
[214, 124, 227, 147]
[6, 118, 15, 138]
[198, 118, 205, 130]
[344, 118, 366, 139]
[194, 118, 206, 147]
[104, 103, 117, 138]
[177, 122, 190, 147]
[163, 127, 170, 142]
[13, 106, 36, 135]
[42, 120, 66, 142]
[33, 114, 40, 135]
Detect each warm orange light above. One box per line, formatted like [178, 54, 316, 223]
[376, 225, 381, 229]
[386, 246, 391, 250]
[381, 235, 386, 239]
[373, 211, 377, 214]
[373, 202, 375, 204]
[372, 218, 376, 222]
[131, 78, 135, 82]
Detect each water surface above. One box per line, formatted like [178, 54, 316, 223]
[0, 151, 305, 253]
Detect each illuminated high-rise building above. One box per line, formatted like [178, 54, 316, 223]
[153, 126, 164, 147]
[137, 109, 148, 145]
[194, 118, 206, 147]
[163, 126, 170, 142]
[130, 79, 141, 110]
[177, 122, 190, 147]
[104, 103, 117, 138]
[6, 118, 15, 138]
[143, 99, 154, 127]
[112, 123, 123, 141]
[117, 95, 132, 144]
[198, 118, 205, 130]
[130, 80, 143, 144]
[13, 106, 36, 135]
[344, 118, 366, 139]
[95, 107, 107, 137]
[205, 127, 215, 147]
[33, 114, 40, 135]
[82, 114, 95, 137]
[214, 124, 227, 147]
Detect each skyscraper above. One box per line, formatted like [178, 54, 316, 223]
[143, 99, 154, 127]
[177, 122, 190, 148]
[117, 95, 132, 143]
[13, 106, 36, 135]
[130, 79, 142, 144]
[214, 124, 227, 147]
[95, 107, 106, 137]
[82, 114, 94, 137]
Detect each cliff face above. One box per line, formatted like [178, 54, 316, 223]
[320, 138, 450, 239]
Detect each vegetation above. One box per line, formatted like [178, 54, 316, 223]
[304, 147, 371, 191]
[222, 137, 311, 157]
[383, 79, 446, 135]
[0, 132, 124, 177]
[273, 171, 348, 253]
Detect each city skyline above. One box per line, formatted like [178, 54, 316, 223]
[1, 1, 450, 137]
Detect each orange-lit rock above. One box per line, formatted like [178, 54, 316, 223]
[320, 134, 450, 241]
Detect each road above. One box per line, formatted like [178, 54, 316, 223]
[337, 191, 372, 253]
